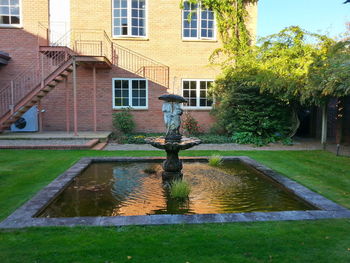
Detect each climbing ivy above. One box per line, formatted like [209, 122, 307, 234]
[180, 0, 258, 60]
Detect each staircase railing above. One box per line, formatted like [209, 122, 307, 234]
[55, 29, 169, 87]
[0, 45, 71, 119]
[1, 27, 170, 120]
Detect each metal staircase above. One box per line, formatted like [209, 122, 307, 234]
[0, 28, 169, 132]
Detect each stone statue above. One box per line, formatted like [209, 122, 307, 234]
[162, 102, 183, 136]
[159, 94, 187, 142]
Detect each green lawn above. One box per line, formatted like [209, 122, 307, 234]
[0, 150, 349, 262]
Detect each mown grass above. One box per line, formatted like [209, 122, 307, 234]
[0, 149, 349, 262]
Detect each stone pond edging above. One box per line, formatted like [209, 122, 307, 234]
[1, 156, 349, 228]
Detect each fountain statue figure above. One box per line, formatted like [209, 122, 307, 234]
[145, 94, 202, 180]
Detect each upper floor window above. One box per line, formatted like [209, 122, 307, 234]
[0, 0, 21, 26]
[113, 0, 146, 38]
[182, 79, 213, 109]
[182, 1, 215, 40]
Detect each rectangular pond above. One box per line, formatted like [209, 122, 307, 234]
[38, 160, 315, 218]
[1, 157, 349, 228]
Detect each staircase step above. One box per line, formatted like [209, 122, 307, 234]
[91, 142, 107, 150]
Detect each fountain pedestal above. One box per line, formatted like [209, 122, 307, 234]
[145, 137, 202, 180]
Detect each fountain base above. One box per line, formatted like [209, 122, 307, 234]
[145, 136, 202, 180]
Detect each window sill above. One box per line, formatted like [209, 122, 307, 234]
[112, 37, 149, 41]
[182, 39, 217, 43]
[113, 107, 148, 111]
[183, 107, 212, 111]
[0, 25, 23, 29]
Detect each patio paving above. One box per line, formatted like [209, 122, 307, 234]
[0, 131, 111, 141]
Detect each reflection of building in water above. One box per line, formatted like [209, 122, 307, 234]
[110, 165, 166, 216]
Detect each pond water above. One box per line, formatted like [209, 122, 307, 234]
[38, 161, 316, 217]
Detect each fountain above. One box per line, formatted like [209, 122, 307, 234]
[145, 94, 201, 180]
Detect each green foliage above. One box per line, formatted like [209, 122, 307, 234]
[181, 0, 258, 60]
[170, 179, 191, 199]
[197, 134, 232, 144]
[182, 112, 201, 135]
[112, 108, 135, 134]
[253, 27, 335, 104]
[208, 154, 223, 166]
[309, 40, 350, 100]
[213, 70, 293, 145]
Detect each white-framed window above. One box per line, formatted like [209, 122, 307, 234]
[112, 0, 147, 38]
[182, 79, 214, 109]
[113, 78, 148, 109]
[182, 1, 215, 40]
[0, 0, 21, 27]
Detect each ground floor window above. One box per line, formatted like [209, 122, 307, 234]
[182, 79, 213, 109]
[113, 78, 148, 109]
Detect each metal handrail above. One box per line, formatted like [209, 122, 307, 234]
[1, 26, 170, 120]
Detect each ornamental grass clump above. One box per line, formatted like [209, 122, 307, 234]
[170, 179, 191, 199]
[208, 155, 223, 167]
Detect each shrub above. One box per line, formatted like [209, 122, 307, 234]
[182, 112, 201, 136]
[197, 134, 232, 144]
[208, 155, 223, 167]
[112, 108, 135, 134]
[212, 70, 293, 146]
[170, 179, 191, 199]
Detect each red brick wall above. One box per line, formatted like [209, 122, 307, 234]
[0, 0, 48, 88]
[40, 65, 215, 133]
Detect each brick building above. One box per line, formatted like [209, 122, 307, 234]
[0, 0, 257, 133]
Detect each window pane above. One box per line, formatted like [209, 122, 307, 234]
[140, 99, 146, 106]
[140, 90, 146, 97]
[10, 6, 18, 15]
[0, 7, 9, 14]
[183, 2, 198, 38]
[121, 8, 127, 17]
[114, 0, 121, 8]
[0, 15, 9, 24]
[0, 0, 9, 5]
[121, 0, 127, 8]
[10, 15, 18, 24]
[183, 80, 197, 107]
[115, 98, 122, 106]
[140, 80, 146, 89]
[200, 8, 214, 39]
[190, 99, 197, 106]
[132, 98, 138, 106]
[114, 27, 121, 36]
[122, 98, 129, 106]
[184, 29, 190, 37]
[115, 80, 121, 90]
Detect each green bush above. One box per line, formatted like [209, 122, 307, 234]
[170, 179, 191, 199]
[212, 69, 293, 146]
[112, 108, 135, 134]
[197, 134, 232, 144]
[182, 112, 201, 136]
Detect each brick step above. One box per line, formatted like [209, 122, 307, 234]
[91, 142, 107, 150]
[0, 138, 100, 150]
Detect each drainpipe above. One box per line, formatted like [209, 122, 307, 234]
[73, 56, 78, 136]
[321, 103, 327, 150]
[93, 65, 97, 133]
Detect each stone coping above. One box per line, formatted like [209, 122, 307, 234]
[1, 156, 349, 228]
